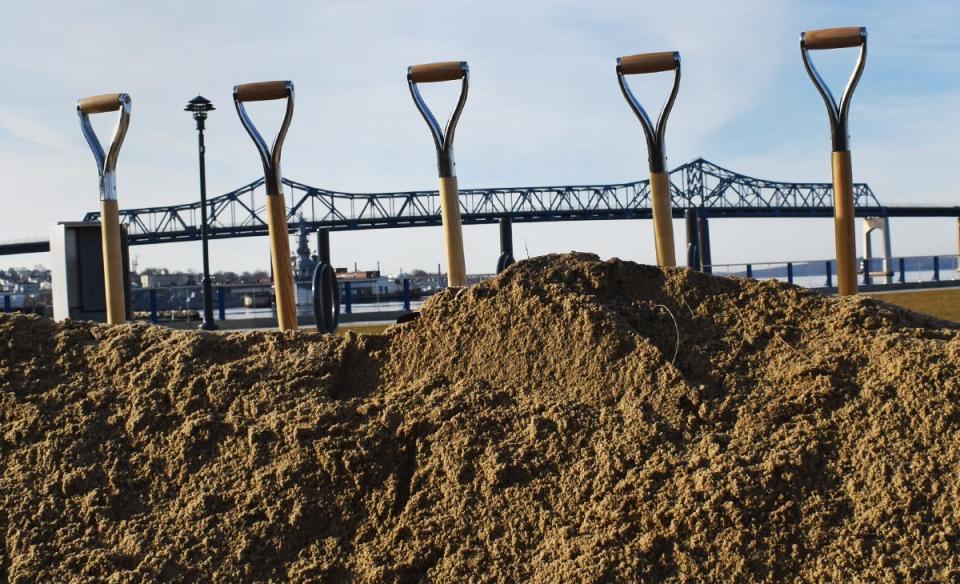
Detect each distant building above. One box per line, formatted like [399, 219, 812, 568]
[13, 281, 40, 294]
[140, 271, 196, 288]
[1, 268, 51, 293]
[335, 269, 397, 299]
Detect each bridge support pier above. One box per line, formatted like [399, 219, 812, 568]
[496, 216, 515, 273]
[863, 217, 893, 285]
[684, 209, 701, 270]
[697, 216, 712, 273]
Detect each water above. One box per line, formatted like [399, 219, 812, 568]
[223, 299, 426, 320]
[707, 255, 960, 288]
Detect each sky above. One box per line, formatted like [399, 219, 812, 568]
[1, 0, 958, 275]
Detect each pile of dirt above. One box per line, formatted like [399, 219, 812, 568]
[2, 253, 959, 582]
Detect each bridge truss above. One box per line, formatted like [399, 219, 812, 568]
[65, 157, 951, 246]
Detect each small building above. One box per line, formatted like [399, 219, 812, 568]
[140, 271, 196, 289]
[335, 269, 398, 299]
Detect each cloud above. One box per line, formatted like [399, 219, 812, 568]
[0, 109, 74, 150]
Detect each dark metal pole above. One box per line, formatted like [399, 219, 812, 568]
[197, 118, 217, 329]
[317, 229, 331, 265]
[684, 208, 700, 270]
[187, 96, 218, 330]
[499, 216, 513, 258]
[697, 216, 712, 273]
[497, 215, 515, 274]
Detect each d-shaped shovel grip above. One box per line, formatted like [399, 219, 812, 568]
[800, 27, 867, 152]
[233, 80, 294, 196]
[408, 61, 469, 178]
[77, 93, 131, 201]
[616, 51, 680, 173]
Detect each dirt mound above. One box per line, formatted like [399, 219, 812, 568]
[2, 253, 959, 582]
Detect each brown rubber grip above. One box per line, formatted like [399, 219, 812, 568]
[409, 61, 466, 83]
[618, 52, 678, 75]
[804, 27, 865, 50]
[78, 93, 123, 114]
[235, 81, 291, 102]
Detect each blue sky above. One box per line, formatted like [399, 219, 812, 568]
[1, 0, 958, 274]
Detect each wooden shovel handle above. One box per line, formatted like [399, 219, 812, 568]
[438, 176, 467, 287]
[409, 61, 466, 83]
[265, 194, 299, 330]
[832, 151, 858, 296]
[618, 52, 679, 75]
[78, 93, 124, 114]
[100, 199, 127, 324]
[649, 172, 677, 267]
[235, 81, 291, 102]
[803, 27, 865, 50]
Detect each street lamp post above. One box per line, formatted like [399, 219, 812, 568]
[185, 95, 218, 330]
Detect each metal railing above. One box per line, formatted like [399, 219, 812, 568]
[4, 258, 956, 324]
[0, 290, 53, 317]
[706, 254, 960, 289]
[128, 274, 497, 324]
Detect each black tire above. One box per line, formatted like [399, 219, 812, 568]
[496, 253, 515, 274]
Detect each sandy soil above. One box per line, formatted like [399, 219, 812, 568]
[2, 253, 958, 582]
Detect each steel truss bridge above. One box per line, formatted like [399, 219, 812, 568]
[2, 158, 957, 256]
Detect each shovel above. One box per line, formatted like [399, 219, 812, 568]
[801, 26, 867, 296]
[408, 61, 470, 288]
[234, 81, 299, 330]
[617, 51, 681, 267]
[77, 93, 131, 324]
